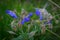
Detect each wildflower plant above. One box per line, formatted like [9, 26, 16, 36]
[5, 7, 54, 40]
[5, 2, 60, 40]
[1, 0, 60, 40]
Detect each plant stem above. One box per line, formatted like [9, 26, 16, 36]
[46, 28, 60, 39]
[48, 0, 60, 8]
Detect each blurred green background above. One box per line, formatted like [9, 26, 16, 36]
[0, 0, 60, 40]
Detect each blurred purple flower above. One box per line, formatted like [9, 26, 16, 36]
[20, 12, 32, 25]
[39, 14, 43, 20]
[28, 12, 33, 18]
[24, 17, 30, 22]
[35, 8, 40, 16]
[21, 17, 30, 25]
[6, 10, 17, 18]
[35, 8, 43, 20]
[21, 20, 25, 25]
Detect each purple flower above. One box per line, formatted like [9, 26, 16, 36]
[35, 8, 40, 16]
[6, 10, 17, 18]
[21, 17, 30, 25]
[35, 8, 43, 20]
[28, 12, 33, 18]
[24, 17, 30, 22]
[21, 20, 25, 25]
[39, 14, 43, 20]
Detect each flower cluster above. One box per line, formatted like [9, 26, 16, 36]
[21, 12, 33, 25]
[35, 8, 53, 25]
[6, 8, 52, 25]
[6, 8, 53, 35]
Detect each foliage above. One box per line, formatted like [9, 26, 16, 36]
[0, 0, 60, 40]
